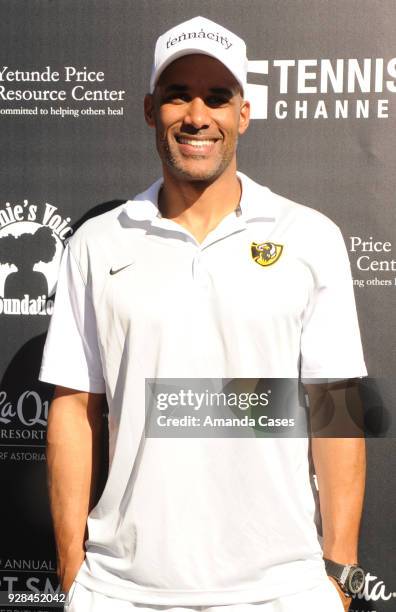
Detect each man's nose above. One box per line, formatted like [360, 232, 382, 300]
[183, 97, 210, 130]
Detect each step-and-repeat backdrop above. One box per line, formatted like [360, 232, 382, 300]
[0, 1, 395, 611]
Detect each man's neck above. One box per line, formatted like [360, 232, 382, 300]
[158, 165, 242, 244]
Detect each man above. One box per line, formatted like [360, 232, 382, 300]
[40, 16, 367, 612]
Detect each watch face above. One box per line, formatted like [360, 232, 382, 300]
[348, 568, 365, 594]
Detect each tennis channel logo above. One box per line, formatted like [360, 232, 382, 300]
[247, 57, 396, 120]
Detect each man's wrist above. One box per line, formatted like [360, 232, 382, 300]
[324, 557, 366, 597]
[322, 539, 359, 565]
[58, 552, 85, 593]
[57, 549, 85, 578]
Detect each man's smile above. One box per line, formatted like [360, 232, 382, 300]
[174, 135, 220, 155]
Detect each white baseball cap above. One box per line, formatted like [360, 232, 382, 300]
[149, 16, 248, 95]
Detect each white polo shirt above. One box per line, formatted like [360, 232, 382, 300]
[39, 172, 367, 605]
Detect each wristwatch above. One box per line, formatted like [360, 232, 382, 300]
[324, 558, 366, 596]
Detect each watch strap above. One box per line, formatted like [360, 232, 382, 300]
[324, 558, 354, 586]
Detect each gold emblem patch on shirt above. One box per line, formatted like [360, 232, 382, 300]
[251, 242, 283, 267]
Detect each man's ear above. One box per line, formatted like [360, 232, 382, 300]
[238, 99, 250, 135]
[144, 94, 155, 127]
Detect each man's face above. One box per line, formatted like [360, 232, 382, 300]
[144, 54, 250, 183]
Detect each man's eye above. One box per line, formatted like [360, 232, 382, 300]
[165, 93, 189, 103]
[206, 96, 229, 107]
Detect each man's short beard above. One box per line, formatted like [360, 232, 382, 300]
[158, 136, 238, 183]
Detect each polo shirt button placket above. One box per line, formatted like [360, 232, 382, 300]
[192, 248, 210, 290]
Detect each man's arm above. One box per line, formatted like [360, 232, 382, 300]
[305, 381, 366, 609]
[311, 436, 365, 564]
[46, 385, 106, 593]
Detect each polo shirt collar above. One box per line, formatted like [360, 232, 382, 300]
[122, 172, 277, 223]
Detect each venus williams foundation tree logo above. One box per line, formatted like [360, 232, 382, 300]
[0, 199, 72, 315]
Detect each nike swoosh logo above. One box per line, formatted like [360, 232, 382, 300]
[109, 263, 134, 275]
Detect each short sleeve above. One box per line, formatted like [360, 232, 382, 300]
[300, 223, 367, 380]
[39, 243, 106, 393]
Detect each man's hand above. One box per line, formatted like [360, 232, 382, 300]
[328, 576, 352, 611]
